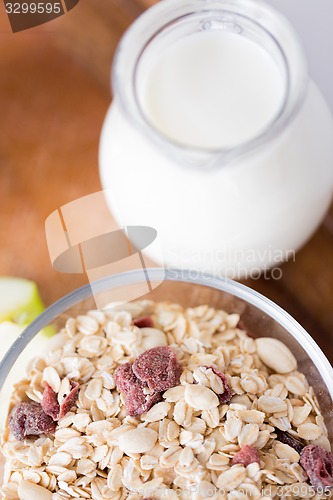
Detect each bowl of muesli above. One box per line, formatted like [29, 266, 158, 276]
[0, 268, 332, 500]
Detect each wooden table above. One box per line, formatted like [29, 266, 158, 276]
[0, 0, 332, 362]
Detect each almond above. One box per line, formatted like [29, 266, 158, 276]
[118, 427, 157, 454]
[184, 384, 219, 410]
[255, 337, 297, 374]
[18, 481, 52, 500]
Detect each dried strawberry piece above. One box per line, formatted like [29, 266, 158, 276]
[8, 402, 26, 440]
[115, 348, 181, 416]
[133, 346, 182, 392]
[115, 362, 162, 416]
[133, 315, 154, 328]
[209, 366, 233, 404]
[115, 363, 144, 394]
[300, 445, 333, 489]
[275, 429, 304, 454]
[42, 380, 79, 421]
[126, 389, 162, 417]
[59, 380, 79, 419]
[9, 402, 56, 441]
[42, 383, 60, 420]
[232, 445, 260, 467]
[24, 404, 56, 437]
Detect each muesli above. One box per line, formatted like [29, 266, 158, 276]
[1, 301, 332, 499]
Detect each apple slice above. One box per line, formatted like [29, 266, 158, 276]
[0, 278, 55, 429]
[0, 277, 45, 324]
[0, 321, 51, 364]
[0, 321, 53, 429]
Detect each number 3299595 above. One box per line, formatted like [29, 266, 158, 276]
[5, 2, 62, 14]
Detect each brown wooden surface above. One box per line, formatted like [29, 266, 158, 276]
[0, 0, 332, 363]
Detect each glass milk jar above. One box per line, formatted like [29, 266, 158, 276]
[99, 0, 333, 278]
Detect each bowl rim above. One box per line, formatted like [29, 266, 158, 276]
[0, 268, 332, 398]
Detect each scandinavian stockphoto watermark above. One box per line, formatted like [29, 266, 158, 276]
[166, 246, 296, 281]
[4, 0, 80, 32]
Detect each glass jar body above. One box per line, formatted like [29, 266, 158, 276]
[100, 80, 333, 276]
[99, 0, 333, 277]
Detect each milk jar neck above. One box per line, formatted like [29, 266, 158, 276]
[112, 0, 308, 170]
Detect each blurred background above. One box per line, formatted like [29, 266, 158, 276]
[0, 0, 332, 360]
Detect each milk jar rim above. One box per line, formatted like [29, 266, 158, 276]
[111, 0, 309, 169]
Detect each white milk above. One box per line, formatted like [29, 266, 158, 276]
[141, 31, 285, 149]
[100, 27, 333, 278]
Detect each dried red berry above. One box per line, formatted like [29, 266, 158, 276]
[115, 362, 161, 416]
[115, 348, 181, 417]
[232, 444, 260, 467]
[24, 405, 56, 437]
[133, 346, 182, 392]
[300, 445, 333, 489]
[115, 363, 144, 394]
[9, 402, 56, 441]
[42, 383, 60, 420]
[209, 366, 233, 404]
[8, 402, 26, 440]
[275, 429, 304, 454]
[59, 380, 79, 419]
[125, 389, 162, 417]
[41, 380, 79, 421]
[133, 315, 154, 328]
